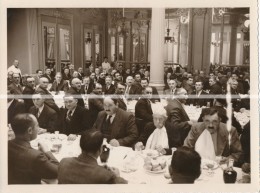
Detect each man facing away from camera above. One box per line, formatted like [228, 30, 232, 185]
[58, 130, 127, 184]
[8, 113, 59, 184]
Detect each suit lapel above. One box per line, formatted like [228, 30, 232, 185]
[175, 99, 190, 121]
[110, 109, 121, 138]
[216, 124, 228, 156]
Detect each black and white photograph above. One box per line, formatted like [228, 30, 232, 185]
[1, 0, 259, 192]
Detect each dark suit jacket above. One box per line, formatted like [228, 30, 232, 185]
[88, 94, 104, 128]
[50, 80, 69, 92]
[127, 85, 142, 95]
[117, 96, 127, 111]
[59, 105, 90, 135]
[184, 122, 243, 166]
[22, 86, 35, 112]
[8, 99, 26, 124]
[81, 82, 94, 94]
[240, 122, 250, 163]
[209, 83, 222, 95]
[58, 153, 127, 184]
[62, 73, 71, 81]
[8, 139, 59, 184]
[8, 82, 23, 94]
[29, 105, 58, 133]
[93, 108, 138, 147]
[42, 74, 54, 83]
[135, 99, 153, 133]
[187, 90, 208, 107]
[102, 84, 116, 94]
[35, 86, 60, 113]
[164, 99, 191, 147]
[66, 87, 85, 108]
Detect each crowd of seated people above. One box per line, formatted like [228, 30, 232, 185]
[7, 58, 251, 184]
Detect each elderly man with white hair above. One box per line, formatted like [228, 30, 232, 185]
[66, 78, 85, 108]
[35, 77, 59, 113]
[135, 103, 178, 155]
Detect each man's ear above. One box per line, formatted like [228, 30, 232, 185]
[27, 126, 33, 135]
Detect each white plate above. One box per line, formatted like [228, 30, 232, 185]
[143, 165, 166, 175]
[141, 149, 160, 158]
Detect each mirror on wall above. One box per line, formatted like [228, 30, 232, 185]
[84, 30, 92, 68]
[43, 24, 56, 69]
[110, 36, 116, 62]
[95, 33, 101, 66]
[59, 28, 71, 67]
[118, 36, 124, 60]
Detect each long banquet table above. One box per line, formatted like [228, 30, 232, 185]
[32, 133, 243, 184]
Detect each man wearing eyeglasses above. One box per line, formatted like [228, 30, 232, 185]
[22, 76, 36, 112]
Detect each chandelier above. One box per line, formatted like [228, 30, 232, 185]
[165, 10, 175, 43]
[108, 8, 130, 37]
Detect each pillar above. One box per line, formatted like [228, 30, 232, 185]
[149, 8, 165, 93]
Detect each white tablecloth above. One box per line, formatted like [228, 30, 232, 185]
[32, 134, 242, 184]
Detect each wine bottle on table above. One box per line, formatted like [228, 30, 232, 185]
[223, 159, 237, 183]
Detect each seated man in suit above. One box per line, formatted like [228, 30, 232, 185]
[58, 130, 127, 184]
[169, 147, 201, 184]
[114, 82, 127, 111]
[164, 88, 194, 147]
[187, 79, 208, 107]
[163, 79, 179, 96]
[66, 78, 85, 108]
[82, 76, 94, 94]
[8, 73, 23, 95]
[8, 113, 59, 184]
[42, 68, 54, 83]
[183, 76, 194, 95]
[59, 94, 90, 141]
[184, 108, 243, 166]
[88, 83, 104, 128]
[50, 72, 69, 93]
[124, 76, 142, 99]
[135, 86, 154, 134]
[22, 76, 35, 112]
[93, 96, 138, 147]
[35, 77, 59, 113]
[7, 71, 14, 86]
[102, 75, 115, 94]
[29, 94, 58, 134]
[34, 69, 43, 86]
[140, 78, 160, 102]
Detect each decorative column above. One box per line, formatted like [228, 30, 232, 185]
[149, 8, 165, 93]
[229, 14, 239, 65]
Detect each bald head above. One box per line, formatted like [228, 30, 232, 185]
[39, 77, 49, 89]
[71, 78, 82, 90]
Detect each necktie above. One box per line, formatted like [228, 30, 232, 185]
[66, 110, 72, 122]
[36, 108, 40, 118]
[18, 84, 23, 92]
[125, 86, 130, 94]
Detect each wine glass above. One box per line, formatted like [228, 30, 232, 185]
[206, 160, 215, 177]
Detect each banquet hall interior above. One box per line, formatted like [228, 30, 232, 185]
[7, 8, 251, 184]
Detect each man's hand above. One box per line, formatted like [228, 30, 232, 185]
[109, 139, 120, 147]
[38, 141, 50, 153]
[38, 128, 47, 135]
[68, 134, 77, 141]
[134, 142, 144, 151]
[155, 145, 166, 155]
[108, 166, 120, 177]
